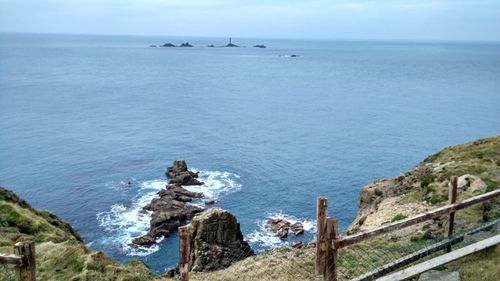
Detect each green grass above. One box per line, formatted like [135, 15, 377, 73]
[391, 214, 408, 222]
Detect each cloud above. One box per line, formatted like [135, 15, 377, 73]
[0, 0, 499, 41]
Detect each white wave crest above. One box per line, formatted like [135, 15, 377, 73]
[95, 170, 240, 256]
[96, 179, 166, 256]
[185, 170, 241, 206]
[246, 212, 316, 251]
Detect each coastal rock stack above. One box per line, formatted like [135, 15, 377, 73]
[186, 208, 254, 272]
[131, 160, 205, 247]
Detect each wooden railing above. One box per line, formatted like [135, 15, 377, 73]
[0, 241, 36, 281]
[315, 176, 500, 281]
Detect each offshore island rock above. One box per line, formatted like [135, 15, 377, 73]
[131, 184, 203, 247]
[131, 160, 205, 247]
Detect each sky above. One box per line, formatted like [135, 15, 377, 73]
[0, 0, 499, 41]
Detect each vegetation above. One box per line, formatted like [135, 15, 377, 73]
[0, 187, 160, 281]
[1, 136, 499, 281]
[391, 214, 408, 222]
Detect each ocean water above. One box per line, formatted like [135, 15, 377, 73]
[0, 33, 499, 273]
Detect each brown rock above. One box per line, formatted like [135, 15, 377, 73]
[185, 208, 254, 272]
[266, 218, 291, 239]
[290, 222, 304, 236]
[166, 160, 204, 186]
[130, 185, 203, 247]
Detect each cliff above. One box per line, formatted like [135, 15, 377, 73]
[0, 187, 159, 281]
[1, 136, 498, 281]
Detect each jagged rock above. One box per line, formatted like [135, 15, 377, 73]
[186, 208, 254, 272]
[166, 160, 204, 186]
[179, 42, 193, 47]
[161, 43, 177, 47]
[457, 175, 487, 193]
[130, 185, 203, 247]
[419, 270, 461, 281]
[291, 240, 302, 248]
[290, 222, 304, 236]
[266, 218, 291, 239]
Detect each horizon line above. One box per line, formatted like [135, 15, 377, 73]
[1, 31, 500, 44]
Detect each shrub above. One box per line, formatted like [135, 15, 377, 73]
[374, 189, 383, 197]
[391, 214, 407, 222]
[358, 216, 367, 226]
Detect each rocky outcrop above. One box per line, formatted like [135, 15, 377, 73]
[131, 160, 206, 247]
[179, 42, 193, 47]
[166, 160, 204, 186]
[253, 45, 266, 48]
[186, 208, 254, 272]
[265, 218, 304, 239]
[131, 185, 203, 247]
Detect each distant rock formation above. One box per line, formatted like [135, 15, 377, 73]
[150, 45, 157, 47]
[253, 45, 266, 48]
[207, 44, 215, 47]
[225, 37, 239, 48]
[179, 42, 193, 47]
[186, 208, 254, 272]
[131, 160, 205, 247]
[161, 43, 177, 47]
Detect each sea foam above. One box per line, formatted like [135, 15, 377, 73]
[96, 170, 240, 256]
[246, 212, 316, 251]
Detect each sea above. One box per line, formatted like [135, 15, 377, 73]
[0, 33, 499, 273]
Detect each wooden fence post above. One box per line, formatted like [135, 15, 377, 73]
[325, 217, 338, 281]
[13, 241, 36, 281]
[316, 197, 328, 275]
[179, 226, 190, 281]
[446, 176, 458, 252]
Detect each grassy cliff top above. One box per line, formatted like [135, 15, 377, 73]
[0, 187, 160, 281]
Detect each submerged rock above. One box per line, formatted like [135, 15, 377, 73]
[253, 45, 266, 48]
[161, 43, 177, 47]
[186, 208, 254, 272]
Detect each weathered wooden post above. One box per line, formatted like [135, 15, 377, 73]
[179, 226, 190, 281]
[13, 241, 36, 281]
[325, 217, 338, 281]
[316, 197, 328, 275]
[446, 176, 458, 252]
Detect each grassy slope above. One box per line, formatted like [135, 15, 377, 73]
[1, 136, 499, 281]
[0, 188, 160, 281]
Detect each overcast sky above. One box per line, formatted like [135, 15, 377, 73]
[1, 0, 499, 41]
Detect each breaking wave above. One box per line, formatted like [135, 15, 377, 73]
[96, 170, 241, 256]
